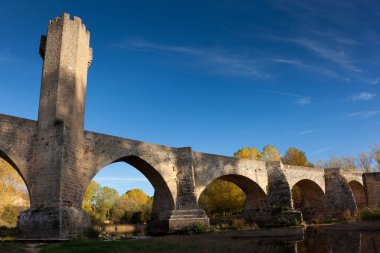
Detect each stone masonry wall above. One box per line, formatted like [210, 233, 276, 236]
[0, 114, 36, 190]
[363, 173, 380, 207]
[325, 168, 357, 217]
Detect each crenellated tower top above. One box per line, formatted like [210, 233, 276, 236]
[37, 13, 92, 132]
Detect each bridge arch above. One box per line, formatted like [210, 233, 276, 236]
[198, 174, 267, 225]
[83, 155, 175, 223]
[291, 179, 327, 222]
[0, 148, 30, 194]
[348, 180, 366, 209]
[0, 149, 31, 202]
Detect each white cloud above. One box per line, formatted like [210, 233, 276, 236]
[295, 97, 310, 105]
[298, 130, 314, 135]
[115, 39, 263, 78]
[291, 38, 361, 73]
[312, 145, 335, 154]
[368, 77, 379, 85]
[346, 111, 380, 119]
[261, 90, 311, 106]
[348, 92, 376, 102]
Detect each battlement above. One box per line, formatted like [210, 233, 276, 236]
[48, 13, 89, 34]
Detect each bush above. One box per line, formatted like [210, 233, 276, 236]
[189, 222, 208, 234]
[274, 216, 301, 227]
[360, 207, 380, 221]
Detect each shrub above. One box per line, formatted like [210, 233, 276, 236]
[189, 222, 208, 234]
[271, 205, 291, 215]
[274, 216, 301, 227]
[360, 207, 380, 221]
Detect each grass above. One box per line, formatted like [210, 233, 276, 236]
[0, 242, 26, 253]
[40, 239, 200, 253]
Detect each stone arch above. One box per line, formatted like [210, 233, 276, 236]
[83, 155, 175, 222]
[348, 180, 367, 209]
[0, 149, 31, 202]
[198, 174, 267, 225]
[291, 179, 327, 222]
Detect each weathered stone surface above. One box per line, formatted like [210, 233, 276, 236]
[364, 173, 380, 207]
[325, 168, 357, 217]
[0, 13, 378, 239]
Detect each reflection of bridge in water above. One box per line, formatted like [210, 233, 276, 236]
[207, 227, 380, 253]
[1, 13, 380, 239]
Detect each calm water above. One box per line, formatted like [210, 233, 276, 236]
[1, 226, 379, 252]
[224, 228, 380, 253]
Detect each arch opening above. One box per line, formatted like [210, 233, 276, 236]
[199, 174, 267, 227]
[291, 179, 326, 222]
[348, 181, 367, 209]
[0, 153, 30, 228]
[82, 155, 175, 230]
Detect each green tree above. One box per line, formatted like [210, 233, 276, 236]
[82, 181, 119, 223]
[101, 187, 119, 221]
[262, 144, 281, 162]
[234, 147, 262, 160]
[282, 147, 309, 166]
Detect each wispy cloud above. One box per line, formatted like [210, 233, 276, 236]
[368, 77, 379, 85]
[346, 111, 380, 119]
[95, 177, 149, 182]
[295, 97, 310, 105]
[262, 90, 301, 97]
[312, 145, 335, 154]
[298, 130, 314, 135]
[289, 38, 361, 73]
[347, 92, 376, 102]
[262, 90, 311, 106]
[115, 39, 264, 78]
[0, 50, 16, 63]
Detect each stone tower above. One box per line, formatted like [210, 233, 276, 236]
[18, 13, 93, 239]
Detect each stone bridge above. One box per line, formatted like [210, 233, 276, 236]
[1, 14, 379, 239]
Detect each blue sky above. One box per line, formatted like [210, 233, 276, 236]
[0, 1, 379, 196]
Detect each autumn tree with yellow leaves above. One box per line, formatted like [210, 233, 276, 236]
[234, 147, 262, 160]
[0, 158, 30, 226]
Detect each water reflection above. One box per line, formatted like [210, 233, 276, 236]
[296, 228, 380, 253]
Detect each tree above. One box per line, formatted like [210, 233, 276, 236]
[262, 144, 281, 162]
[199, 179, 245, 216]
[82, 181, 101, 213]
[123, 189, 150, 205]
[370, 145, 380, 171]
[234, 147, 262, 160]
[110, 189, 153, 224]
[82, 181, 119, 223]
[0, 158, 30, 227]
[357, 152, 375, 172]
[282, 147, 309, 166]
[101, 187, 119, 221]
[315, 156, 357, 171]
